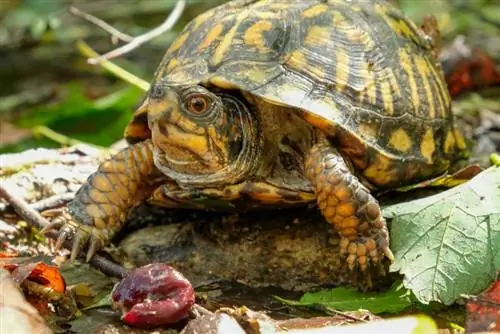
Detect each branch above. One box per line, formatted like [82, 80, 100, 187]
[68, 6, 134, 43]
[70, 0, 186, 65]
[0, 184, 128, 278]
[76, 40, 150, 91]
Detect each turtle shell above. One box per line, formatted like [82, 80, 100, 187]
[126, 0, 466, 187]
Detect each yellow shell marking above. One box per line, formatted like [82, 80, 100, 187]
[420, 128, 435, 163]
[341, 17, 375, 49]
[393, 19, 413, 38]
[375, 4, 415, 40]
[209, 76, 239, 89]
[302, 4, 329, 18]
[429, 76, 444, 118]
[424, 56, 450, 117]
[288, 49, 325, 81]
[239, 66, 273, 85]
[255, 10, 277, 19]
[212, 11, 248, 66]
[388, 128, 412, 153]
[388, 72, 401, 98]
[364, 154, 399, 187]
[304, 26, 330, 47]
[379, 79, 394, 115]
[414, 56, 435, 118]
[287, 50, 308, 70]
[329, 13, 351, 93]
[166, 58, 180, 73]
[199, 23, 224, 51]
[454, 128, 467, 150]
[244, 20, 273, 49]
[190, 10, 213, 31]
[398, 48, 420, 114]
[309, 64, 326, 81]
[443, 129, 456, 154]
[167, 32, 189, 54]
[334, 47, 350, 93]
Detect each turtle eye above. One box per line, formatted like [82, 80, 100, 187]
[186, 94, 211, 115]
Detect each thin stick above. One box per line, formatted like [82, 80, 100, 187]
[87, 0, 186, 64]
[76, 40, 150, 91]
[32, 125, 105, 149]
[30, 193, 76, 212]
[0, 184, 128, 278]
[0, 183, 215, 318]
[68, 6, 134, 43]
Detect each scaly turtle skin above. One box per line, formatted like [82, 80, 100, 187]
[45, 0, 467, 275]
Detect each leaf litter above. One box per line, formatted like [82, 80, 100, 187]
[384, 166, 500, 305]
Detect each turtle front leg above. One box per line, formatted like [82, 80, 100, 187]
[304, 140, 394, 272]
[43, 140, 162, 261]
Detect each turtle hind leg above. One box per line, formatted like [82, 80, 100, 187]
[304, 140, 394, 272]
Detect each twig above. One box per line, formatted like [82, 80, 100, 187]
[30, 193, 76, 212]
[85, 0, 186, 64]
[192, 304, 215, 317]
[32, 125, 105, 149]
[312, 304, 369, 323]
[0, 184, 128, 278]
[0, 183, 216, 320]
[76, 40, 150, 91]
[68, 6, 134, 43]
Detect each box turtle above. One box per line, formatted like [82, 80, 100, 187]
[45, 0, 467, 274]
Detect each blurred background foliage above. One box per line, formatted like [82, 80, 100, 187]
[0, 0, 499, 153]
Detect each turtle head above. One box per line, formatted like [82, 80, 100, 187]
[141, 84, 261, 187]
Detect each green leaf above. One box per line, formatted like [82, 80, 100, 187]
[15, 83, 144, 147]
[276, 281, 413, 314]
[384, 166, 500, 305]
[60, 262, 117, 309]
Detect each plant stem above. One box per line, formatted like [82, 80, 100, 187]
[76, 40, 150, 91]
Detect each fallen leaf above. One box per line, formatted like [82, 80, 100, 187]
[384, 166, 500, 305]
[7, 262, 66, 293]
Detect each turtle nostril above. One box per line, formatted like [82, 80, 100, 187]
[149, 85, 165, 100]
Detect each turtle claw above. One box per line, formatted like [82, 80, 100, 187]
[40, 220, 64, 235]
[71, 231, 85, 262]
[41, 209, 105, 262]
[55, 228, 70, 251]
[86, 236, 102, 262]
[383, 245, 395, 262]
